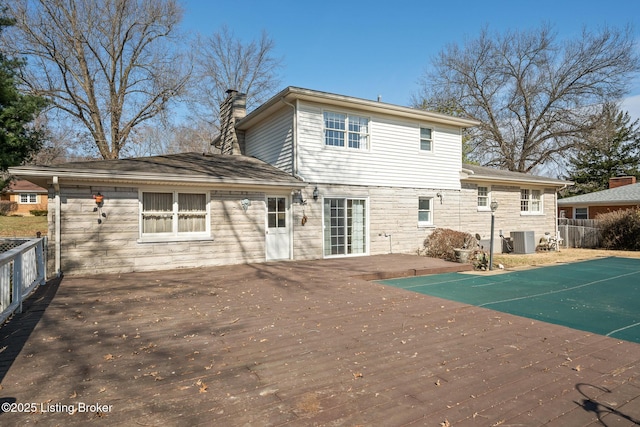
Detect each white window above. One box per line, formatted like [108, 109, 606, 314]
[324, 111, 369, 150]
[420, 127, 433, 151]
[477, 186, 489, 209]
[20, 193, 37, 204]
[520, 189, 542, 214]
[418, 197, 433, 226]
[575, 207, 588, 219]
[140, 191, 209, 239]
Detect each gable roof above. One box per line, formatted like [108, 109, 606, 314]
[236, 86, 481, 130]
[5, 179, 47, 193]
[9, 152, 305, 189]
[461, 164, 569, 187]
[558, 183, 640, 206]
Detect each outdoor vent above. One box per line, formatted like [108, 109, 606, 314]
[510, 231, 536, 254]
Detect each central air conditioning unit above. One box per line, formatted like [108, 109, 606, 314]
[510, 231, 536, 254]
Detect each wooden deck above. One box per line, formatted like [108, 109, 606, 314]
[1, 254, 639, 426]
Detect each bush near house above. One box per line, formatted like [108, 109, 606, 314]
[29, 209, 48, 216]
[598, 208, 640, 251]
[420, 228, 477, 262]
[0, 200, 17, 216]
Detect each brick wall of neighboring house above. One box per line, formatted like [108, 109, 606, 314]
[2, 180, 48, 216]
[591, 205, 639, 218]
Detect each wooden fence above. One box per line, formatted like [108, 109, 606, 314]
[557, 219, 602, 249]
[0, 238, 47, 325]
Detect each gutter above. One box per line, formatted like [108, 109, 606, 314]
[10, 169, 305, 189]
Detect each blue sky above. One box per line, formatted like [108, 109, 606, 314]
[182, 0, 640, 118]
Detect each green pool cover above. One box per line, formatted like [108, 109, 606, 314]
[379, 257, 640, 344]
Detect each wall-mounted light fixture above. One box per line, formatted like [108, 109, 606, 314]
[436, 192, 444, 204]
[313, 186, 319, 200]
[240, 198, 251, 212]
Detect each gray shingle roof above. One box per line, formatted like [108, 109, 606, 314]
[558, 183, 640, 206]
[10, 152, 304, 188]
[462, 164, 569, 186]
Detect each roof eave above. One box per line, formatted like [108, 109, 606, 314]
[461, 170, 570, 187]
[558, 199, 640, 206]
[236, 86, 481, 130]
[8, 167, 306, 189]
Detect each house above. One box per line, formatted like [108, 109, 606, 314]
[558, 176, 640, 219]
[0, 179, 48, 216]
[9, 87, 569, 276]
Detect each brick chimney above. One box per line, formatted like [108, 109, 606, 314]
[218, 89, 247, 155]
[609, 176, 637, 189]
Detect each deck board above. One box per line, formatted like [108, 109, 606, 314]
[1, 254, 638, 426]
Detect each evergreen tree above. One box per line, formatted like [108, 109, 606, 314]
[0, 14, 47, 188]
[564, 103, 640, 196]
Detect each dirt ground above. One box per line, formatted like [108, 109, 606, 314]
[493, 247, 640, 269]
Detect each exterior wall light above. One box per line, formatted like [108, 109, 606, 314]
[240, 198, 251, 212]
[313, 186, 319, 200]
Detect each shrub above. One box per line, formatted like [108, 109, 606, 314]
[597, 208, 640, 251]
[420, 228, 477, 262]
[0, 200, 17, 216]
[29, 209, 48, 216]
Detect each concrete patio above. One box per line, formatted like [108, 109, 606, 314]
[1, 254, 639, 426]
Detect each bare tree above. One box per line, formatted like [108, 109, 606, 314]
[190, 25, 283, 131]
[2, 0, 190, 159]
[415, 24, 640, 173]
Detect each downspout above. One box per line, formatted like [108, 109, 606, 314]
[281, 97, 302, 180]
[53, 176, 61, 277]
[281, 97, 303, 261]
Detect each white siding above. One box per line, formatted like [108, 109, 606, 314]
[295, 101, 463, 190]
[244, 108, 294, 174]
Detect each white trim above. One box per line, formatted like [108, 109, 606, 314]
[321, 195, 369, 257]
[418, 125, 434, 153]
[417, 196, 434, 227]
[19, 193, 38, 204]
[520, 188, 543, 215]
[476, 185, 491, 212]
[322, 109, 371, 152]
[265, 194, 293, 261]
[137, 187, 211, 243]
[574, 207, 589, 220]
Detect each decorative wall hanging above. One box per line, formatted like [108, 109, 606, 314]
[93, 192, 107, 224]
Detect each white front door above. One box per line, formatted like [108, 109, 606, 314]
[265, 196, 290, 261]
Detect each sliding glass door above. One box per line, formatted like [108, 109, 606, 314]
[323, 198, 367, 256]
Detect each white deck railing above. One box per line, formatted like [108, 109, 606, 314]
[0, 237, 47, 324]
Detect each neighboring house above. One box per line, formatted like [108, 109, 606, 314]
[558, 176, 640, 219]
[0, 180, 48, 216]
[10, 87, 568, 276]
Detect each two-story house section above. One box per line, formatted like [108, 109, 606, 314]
[11, 86, 568, 276]
[227, 87, 480, 260]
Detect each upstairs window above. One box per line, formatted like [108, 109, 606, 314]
[520, 189, 542, 214]
[324, 111, 369, 150]
[420, 127, 433, 151]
